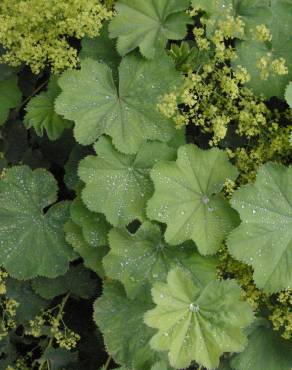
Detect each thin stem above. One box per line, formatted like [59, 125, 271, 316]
[16, 79, 48, 113]
[38, 292, 70, 370]
[104, 355, 112, 370]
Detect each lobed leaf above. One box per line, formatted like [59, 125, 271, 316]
[227, 162, 292, 293]
[0, 166, 72, 279]
[147, 144, 239, 253]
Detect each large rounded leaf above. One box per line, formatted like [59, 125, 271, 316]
[79, 137, 175, 227]
[144, 268, 254, 369]
[55, 52, 182, 154]
[227, 162, 292, 293]
[109, 0, 191, 59]
[104, 222, 217, 298]
[147, 144, 239, 254]
[0, 166, 72, 279]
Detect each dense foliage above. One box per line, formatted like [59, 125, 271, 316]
[0, 0, 291, 369]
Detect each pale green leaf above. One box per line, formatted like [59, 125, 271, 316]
[147, 144, 239, 254]
[104, 221, 217, 298]
[79, 136, 175, 227]
[109, 0, 191, 59]
[31, 265, 97, 300]
[0, 166, 72, 279]
[94, 281, 159, 370]
[144, 268, 254, 369]
[55, 53, 182, 153]
[70, 196, 110, 247]
[231, 319, 292, 370]
[285, 82, 292, 108]
[64, 220, 108, 277]
[227, 162, 292, 293]
[24, 77, 72, 140]
[0, 76, 21, 125]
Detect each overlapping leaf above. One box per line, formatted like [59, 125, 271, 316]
[233, 0, 292, 98]
[24, 77, 72, 140]
[231, 319, 292, 370]
[0, 76, 21, 125]
[64, 220, 108, 278]
[94, 281, 159, 370]
[0, 166, 72, 279]
[104, 222, 217, 298]
[147, 144, 239, 253]
[70, 196, 110, 247]
[79, 137, 175, 227]
[144, 268, 254, 369]
[192, 0, 271, 38]
[55, 52, 182, 153]
[31, 265, 97, 300]
[5, 278, 49, 324]
[227, 162, 292, 293]
[80, 23, 121, 81]
[109, 0, 191, 59]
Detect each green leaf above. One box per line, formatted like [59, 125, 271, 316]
[147, 144, 239, 254]
[144, 268, 254, 369]
[0, 166, 72, 279]
[64, 144, 93, 191]
[31, 265, 97, 300]
[233, 0, 292, 98]
[285, 82, 292, 108]
[79, 136, 176, 227]
[80, 22, 121, 81]
[55, 52, 182, 153]
[94, 281, 159, 370]
[109, 0, 191, 59]
[151, 361, 170, 370]
[24, 77, 72, 140]
[227, 162, 292, 293]
[64, 220, 108, 277]
[70, 196, 110, 247]
[104, 221, 218, 298]
[6, 278, 49, 324]
[0, 76, 21, 125]
[193, 0, 271, 37]
[41, 348, 78, 370]
[230, 319, 292, 370]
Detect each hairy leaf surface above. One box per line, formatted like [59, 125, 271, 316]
[55, 53, 181, 153]
[145, 268, 254, 369]
[70, 196, 110, 247]
[94, 281, 159, 370]
[79, 137, 175, 227]
[0, 166, 72, 279]
[227, 162, 292, 293]
[64, 220, 108, 278]
[24, 77, 72, 140]
[109, 0, 191, 59]
[104, 222, 217, 298]
[147, 144, 239, 253]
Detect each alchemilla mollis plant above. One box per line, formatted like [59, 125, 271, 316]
[0, 0, 291, 369]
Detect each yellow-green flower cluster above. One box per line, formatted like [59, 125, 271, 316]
[269, 290, 292, 340]
[0, 295, 19, 340]
[0, 0, 113, 74]
[217, 245, 267, 310]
